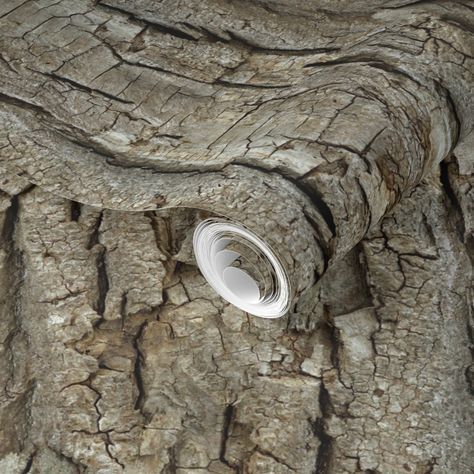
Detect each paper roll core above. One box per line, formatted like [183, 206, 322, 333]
[193, 218, 291, 318]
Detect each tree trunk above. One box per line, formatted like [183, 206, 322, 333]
[0, 1, 473, 473]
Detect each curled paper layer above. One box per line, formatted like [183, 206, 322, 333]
[193, 218, 291, 318]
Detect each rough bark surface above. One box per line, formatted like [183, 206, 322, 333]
[0, 1, 473, 473]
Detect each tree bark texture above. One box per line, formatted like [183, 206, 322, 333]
[0, 0, 473, 473]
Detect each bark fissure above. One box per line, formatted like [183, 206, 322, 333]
[312, 382, 333, 474]
[439, 160, 466, 239]
[43, 72, 135, 105]
[133, 322, 147, 415]
[95, 246, 109, 319]
[19, 451, 35, 474]
[69, 201, 81, 222]
[219, 403, 237, 471]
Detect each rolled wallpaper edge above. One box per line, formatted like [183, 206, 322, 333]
[0, 67, 458, 318]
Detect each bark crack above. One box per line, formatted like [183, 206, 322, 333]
[312, 381, 333, 474]
[95, 245, 109, 319]
[44, 72, 134, 104]
[219, 403, 237, 471]
[133, 321, 147, 416]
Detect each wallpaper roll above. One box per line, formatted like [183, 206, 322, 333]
[193, 218, 292, 318]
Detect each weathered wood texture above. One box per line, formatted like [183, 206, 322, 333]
[0, 0, 473, 473]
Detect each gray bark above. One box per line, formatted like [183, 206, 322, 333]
[0, 1, 473, 473]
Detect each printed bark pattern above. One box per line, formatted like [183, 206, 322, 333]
[0, 1, 473, 473]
